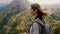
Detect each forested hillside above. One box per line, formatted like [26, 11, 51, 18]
[0, 0, 60, 34]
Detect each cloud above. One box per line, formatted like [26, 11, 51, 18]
[0, 0, 13, 4]
[28, 0, 60, 4]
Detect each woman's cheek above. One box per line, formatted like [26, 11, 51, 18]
[31, 11, 35, 16]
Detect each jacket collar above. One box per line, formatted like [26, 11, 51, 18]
[34, 18, 46, 26]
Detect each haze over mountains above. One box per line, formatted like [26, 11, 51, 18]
[0, 3, 8, 12]
[0, 0, 60, 21]
[0, 0, 60, 23]
[0, 0, 60, 34]
[0, 0, 60, 30]
[0, 0, 30, 30]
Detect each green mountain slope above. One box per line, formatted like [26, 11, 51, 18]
[0, 0, 60, 34]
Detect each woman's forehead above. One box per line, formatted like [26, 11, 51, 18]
[29, 7, 32, 9]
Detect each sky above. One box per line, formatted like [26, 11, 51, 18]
[0, 0, 13, 4]
[0, 0, 60, 4]
[28, 0, 60, 5]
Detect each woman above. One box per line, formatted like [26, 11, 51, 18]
[26, 3, 52, 34]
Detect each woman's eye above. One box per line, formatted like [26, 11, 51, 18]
[30, 9, 31, 11]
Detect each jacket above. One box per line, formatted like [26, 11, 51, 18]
[29, 18, 51, 34]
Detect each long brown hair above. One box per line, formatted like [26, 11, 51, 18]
[31, 3, 48, 20]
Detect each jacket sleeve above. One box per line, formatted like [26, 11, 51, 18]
[33, 22, 42, 34]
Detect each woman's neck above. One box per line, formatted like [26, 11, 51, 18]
[35, 16, 43, 21]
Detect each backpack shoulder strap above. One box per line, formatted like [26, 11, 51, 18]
[35, 21, 44, 27]
[35, 21, 45, 34]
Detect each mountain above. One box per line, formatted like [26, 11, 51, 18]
[5, 0, 30, 10]
[42, 4, 60, 20]
[0, 0, 31, 16]
[0, 3, 8, 7]
[0, 0, 31, 30]
[0, 3, 8, 12]
[0, 0, 60, 34]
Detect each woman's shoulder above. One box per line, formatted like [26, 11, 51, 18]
[32, 20, 42, 27]
[33, 22, 39, 26]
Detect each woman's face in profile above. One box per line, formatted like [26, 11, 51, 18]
[29, 7, 36, 16]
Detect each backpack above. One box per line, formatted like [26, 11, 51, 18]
[35, 20, 52, 34]
[26, 20, 52, 34]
